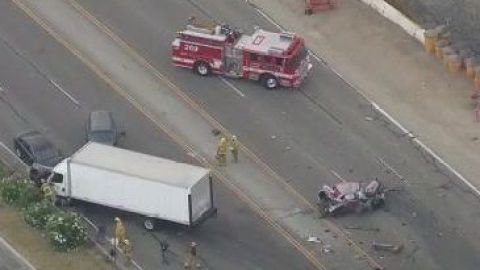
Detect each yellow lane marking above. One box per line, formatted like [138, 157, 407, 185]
[10, 0, 329, 269]
[65, 2, 383, 268]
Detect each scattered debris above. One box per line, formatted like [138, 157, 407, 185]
[371, 241, 404, 254]
[345, 225, 380, 232]
[270, 135, 277, 139]
[321, 244, 333, 254]
[411, 212, 417, 218]
[211, 129, 221, 136]
[307, 236, 322, 243]
[284, 146, 291, 150]
[365, 116, 374, 121]
[437, 232, 443, 237]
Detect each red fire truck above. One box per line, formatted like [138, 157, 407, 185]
[172, 22, 312, 89]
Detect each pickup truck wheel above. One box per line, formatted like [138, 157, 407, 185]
[144, 218, 155, 231]
[15, 148, 22, 158]
[194, 61, 211, 76]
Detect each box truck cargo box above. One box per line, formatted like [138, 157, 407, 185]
[50, 142, 215, 230]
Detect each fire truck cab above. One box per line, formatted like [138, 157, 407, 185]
[172, 22, 312, 89]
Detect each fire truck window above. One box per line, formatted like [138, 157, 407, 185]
[263, 56, 272, 63]
[276, 58, 283, 66]
[250, 53, 258, 61]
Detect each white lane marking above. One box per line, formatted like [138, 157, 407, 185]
[0, 237, 36, 270]
[247, 1, 480, 198]
[247, 1, 285, 31]
[220, 77, 246, 97]
[48, 79, 81, 107]
[371, 102, 413, 137]
[330, 170, 347, 182]
[375, 156, 405, 182]
[413, 138, 480, 197]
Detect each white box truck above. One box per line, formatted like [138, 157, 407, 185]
[49, 142, 215, 230]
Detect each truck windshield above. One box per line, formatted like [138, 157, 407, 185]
[287, 45, 308, 68]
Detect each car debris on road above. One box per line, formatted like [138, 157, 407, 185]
[345, 225, 380, 232]
[317, 179, 386, 217]
[371, 241, 404, 254]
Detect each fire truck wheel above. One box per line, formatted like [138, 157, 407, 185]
[194, 61, 211, 76]
[261, 74, 278, 89]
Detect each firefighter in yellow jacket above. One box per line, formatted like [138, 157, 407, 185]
[113, 217, 126, 248]
[40, 179, 55, 204]
[123, 239, 133, 265]
[216, 136, 227, 166]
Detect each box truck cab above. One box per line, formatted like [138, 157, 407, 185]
[49, 142, 215, 230]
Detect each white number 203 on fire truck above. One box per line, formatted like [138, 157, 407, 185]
[184, 44, 199, 52]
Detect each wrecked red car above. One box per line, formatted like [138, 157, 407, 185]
[317, 180, 385, 217]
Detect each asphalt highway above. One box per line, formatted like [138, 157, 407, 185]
[0, 1, 311, 269]
[67, 0, 480, 269]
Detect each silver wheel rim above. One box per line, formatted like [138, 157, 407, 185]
[197, 64, 208, 75]
[266, 78, 277, 88]
[144, 219, 154, 230]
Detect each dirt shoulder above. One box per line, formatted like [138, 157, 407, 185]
[0, 165, 115, 270]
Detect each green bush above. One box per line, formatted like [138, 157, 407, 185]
[45, 211, 88, 252]
[0, 179, 39, 206]
[24, 201, 58, 229]
[1, 176, 88, 252]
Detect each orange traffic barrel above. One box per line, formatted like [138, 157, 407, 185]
[441, 46, 454, 65]
[435, 40, 449, 59]
[458, 49, 472, 69]
[475, 67, 480, 91]
[447, 54, 462, 73]
[423, 29, 438, 54]
[466, 57, 476, 80]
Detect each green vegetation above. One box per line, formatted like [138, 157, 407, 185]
[0, 174, 88, 252]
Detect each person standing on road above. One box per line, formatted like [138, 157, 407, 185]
[113, 217, 126, 248]
[216, 136, 228, 166]
[40, 179, 55, 204]
[160, 240, 170, 265]
[123, 239, 133, 265]
[184, 241, 201, 269]
[230, 135, 239, 163]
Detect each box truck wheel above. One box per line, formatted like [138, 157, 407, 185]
[144, 218, 156, 231]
